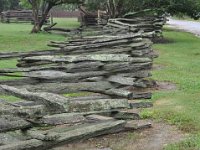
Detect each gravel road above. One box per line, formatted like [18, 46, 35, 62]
[168, 18, 200, 36]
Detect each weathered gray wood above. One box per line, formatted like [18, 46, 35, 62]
[103, 62, 152, 73]
[0, 115, 31, 132]
[25, 130, 60, 141]
[0, 78, 40, 86]
[0, 85, 70, 113]
[107, 75, 137, 86]
[0, 120, 126, 150]
[86, 115, 115, 122]
[68, 99, 129, 112]
[38, 113, 86, 125]
[16, 81, 116, 94]
[23, 70, 108, 81]
[117, 70, 151, 78]
[112, 110, 140, 120]
[20, 54, 151, 63]
[69, 95, 111, 101]
[104, 89, 133, 99]
[0, 139, 44, 150]
[131, 92, 152, 99]
[0, 62, 104, 73]
[0, 49, 59, 60]
[53, 120, 127, 146]
[0, 100, 47, 118]
[129, 101, 153, 108]
[62, 39, 134, 51]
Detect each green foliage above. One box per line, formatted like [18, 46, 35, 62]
[85, 0, 200, 19]
[19, 0, 31, 9]
[0, 0, 19, 12]
[84, 0, 107, 11]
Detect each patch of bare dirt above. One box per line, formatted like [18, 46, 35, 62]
[154, 81, 177, 91]
[52, 121, 186, 150]
[152, 37, 174, 44]
[152, 64, 165, 70]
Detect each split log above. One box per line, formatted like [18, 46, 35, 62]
[15, 81, 116, 94]
[69, 95, 110, 101]
[87, 88, 152, 100]
[0, 49, 59, 60]
[107, 75, 137, 86]
[0, 139, 44, 150]
[111, 110, 140, 120]
[0, 85, 70, 113]
[0, 115, 31, 132]
[68, 99, 129, 112]
[0, 100, 47, 118]
[44, 26, 80, 33]
[0, 120, 126, 150]
[54, 33, 141, 47]
[0, 62, 104, 73]
[23, 70, 108, 81]
[20, 54, 151, 63]
[0, 71, 108, 82]
[61, 39, 133, 51]
[117, 70, 151, 78]
[37, 113, 86, 125]
[86, 115, 115, 122]
[0, 78, 40, 86]
[50, 120, 127, 146]
[25, 130, 60, 141]
[103, 62, 152, 73]
[129, 101, 153, 109]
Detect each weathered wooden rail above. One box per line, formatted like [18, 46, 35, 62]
[0, 19, 156, 150]
[0, 10, 50, 24]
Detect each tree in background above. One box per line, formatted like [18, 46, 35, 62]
[85, 0, 200, 19]
[0, 0, 19, 12]
[18, 0, 200, 33]
[21, 0, 83, 33]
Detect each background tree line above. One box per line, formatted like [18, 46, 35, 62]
[1, 0, 200, 33]
[0, 0, 19, 12]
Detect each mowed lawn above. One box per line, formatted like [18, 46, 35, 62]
[146, 29, 200, 149]
[0, 18, 80, 76]
[1, 18, 200, 149]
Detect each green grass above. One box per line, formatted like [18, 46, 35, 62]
[0, 18, 80, 81]
[1, 17, 200, 149]
[0, 94, 23, 103]
[0, 18, 79, 52]
[142, 28, 200, 149]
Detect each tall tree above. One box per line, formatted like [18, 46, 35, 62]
[85, 0, 200, 19]
[26, 0, 83, 33]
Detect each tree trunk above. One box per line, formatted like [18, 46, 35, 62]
[31, 1, 53, 33]
[38, 2, 53, 31]
[31, 0, 40, 33]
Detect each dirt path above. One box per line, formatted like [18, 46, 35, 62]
[168, 18, 200, 36]
[52, 121, 186, 150]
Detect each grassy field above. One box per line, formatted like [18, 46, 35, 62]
[0, 18, 79, 52]
[0, 18, 80, 80]
[1, 18, 200, 149]
[142, 28, 200, 149]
